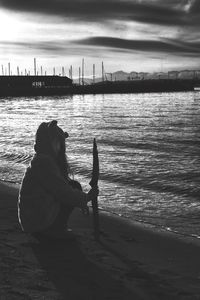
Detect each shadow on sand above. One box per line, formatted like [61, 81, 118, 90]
[31, 237, 136, 300]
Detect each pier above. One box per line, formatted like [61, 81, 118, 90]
[0, 58, 199, 97]
[0, 76, 198, 97]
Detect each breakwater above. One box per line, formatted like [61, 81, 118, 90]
[0, 78, 198, 97]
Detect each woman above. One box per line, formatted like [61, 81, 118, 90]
[18, 120, 98, 240]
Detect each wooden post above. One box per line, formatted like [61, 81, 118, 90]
[102, 61, 104, 82]
[79, 67, 81, 85]
[93, 64, 95, 84]
[34, 58, 37, 76]
[70, 65, 73, 80]
[82, 58, 84, 85]
[89, 138, 100, 241]
[8, 63, 11, 76]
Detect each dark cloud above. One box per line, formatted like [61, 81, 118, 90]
[2, 34, 200, 57]
[74, 36, 200, 56]
[2, 34, 200, 62]
[0, 40, 103, 57]
[0, 40, 74, 54]
[0, 0, 199, 27]
[189, 0, 200, 11]
[0, 40, 64, 52]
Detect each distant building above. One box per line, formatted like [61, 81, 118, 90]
[0, 75, 72, 89]
[128, 72, 138, 80]
[194, 70, 200, 79]
[178, 70, 195, 79]
[112, 71, 129, 81]
[168, 71, 178, 79]
[137, 72, 149, 80]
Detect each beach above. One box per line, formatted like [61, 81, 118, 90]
[1, 180, 200, 299]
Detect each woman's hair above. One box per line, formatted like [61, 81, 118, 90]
[55, 131, 71, 179]
[34, 120, 71, 179]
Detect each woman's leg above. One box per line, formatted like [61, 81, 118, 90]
[36, 204, 75, 239]
[33, 180, 83, 239]
[45, 205, 73, 233]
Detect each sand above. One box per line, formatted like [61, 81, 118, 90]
[1, 180, 200, 300]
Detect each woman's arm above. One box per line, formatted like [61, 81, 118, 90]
[30, 154, 88, 209]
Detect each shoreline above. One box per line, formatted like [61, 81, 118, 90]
[1, 180, 200, 299]
[1, 178, 199, 242]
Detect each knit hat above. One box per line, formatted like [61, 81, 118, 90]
[34, 120, 69, 154]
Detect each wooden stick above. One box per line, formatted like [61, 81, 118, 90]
[89, 138, 100, 241]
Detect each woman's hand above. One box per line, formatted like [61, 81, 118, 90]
[87, 186, 99, 202]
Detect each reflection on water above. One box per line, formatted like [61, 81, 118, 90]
[0, 92, 200, 237]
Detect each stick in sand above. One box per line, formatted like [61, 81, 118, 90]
[89, 138, 100, 241]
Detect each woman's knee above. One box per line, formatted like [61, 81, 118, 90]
[69, 180, 82, 191]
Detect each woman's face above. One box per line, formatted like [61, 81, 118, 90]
[51, 138, 62, 155]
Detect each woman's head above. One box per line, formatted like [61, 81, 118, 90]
[48, 120, 69, 156]
[34, 120, 70, 177]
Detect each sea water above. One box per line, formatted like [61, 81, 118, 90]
[0, 92, 200, 237]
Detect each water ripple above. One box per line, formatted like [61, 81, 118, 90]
[0, 92, 200, 237]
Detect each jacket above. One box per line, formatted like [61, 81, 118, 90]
[18, 153, 87, 233]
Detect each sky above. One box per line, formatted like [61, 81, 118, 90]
[0, 0, 200, 77]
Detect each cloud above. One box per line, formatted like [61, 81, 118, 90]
[0, 40, 104, 58]
[2, 34, 200, 58]
[74, 36, 200, 56]
[0, 0, 199, 27]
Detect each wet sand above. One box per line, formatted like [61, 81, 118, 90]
[1, 180, 200, 299]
